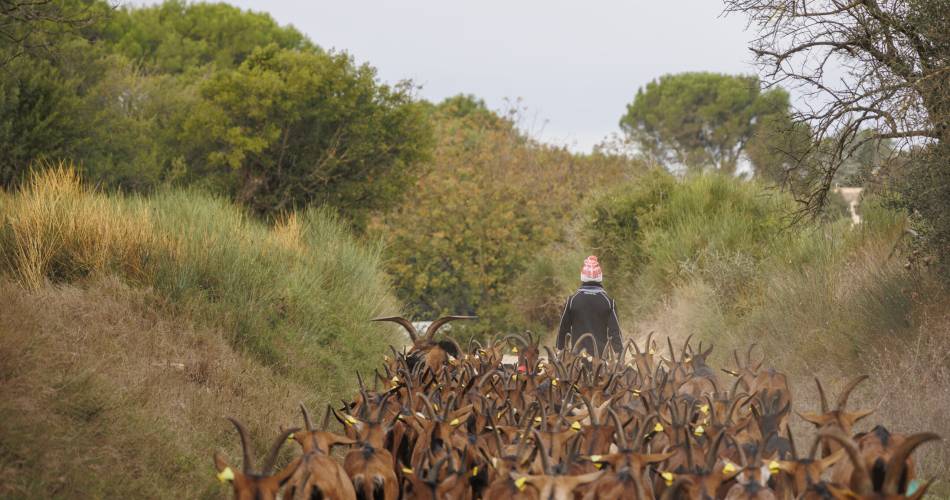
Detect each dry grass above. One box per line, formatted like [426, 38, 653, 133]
[0, 165, 404, 399]
[0, 278, 314, 498]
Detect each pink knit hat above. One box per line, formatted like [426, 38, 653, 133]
[581, 255, 603, 282]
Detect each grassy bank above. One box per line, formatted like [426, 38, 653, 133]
[0, 166, 404, 497]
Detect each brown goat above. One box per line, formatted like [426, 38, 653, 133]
[798, 375, 874, 457]
[820, 428, 939, 499]
[213, 418, 301, 500]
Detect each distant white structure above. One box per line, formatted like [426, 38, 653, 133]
[834, 186, 864, 225]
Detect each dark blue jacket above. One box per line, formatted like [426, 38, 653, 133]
[556, 282, 622, 356]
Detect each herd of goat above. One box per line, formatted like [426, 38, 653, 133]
[213, 316, 940, 499]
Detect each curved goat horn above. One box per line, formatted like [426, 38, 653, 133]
[372, 316, 418, 342]
[705, 428, 726, 472]
[815, 377, 829, 413]
[835, 374, 868, 411]
[820, 429, 873, 495]
[226, 417, 255, 474]
[300, 403, 315, 431]
[882, 432, 940, 495]
[532, 429, 552, 475]
[425, 315, 477, 338]
[629, 337, 642, 355]
[786, 424, 799, 460]
[608, 408, 629, 450]
[262, 426, 300, 475]
[681, 334, 694, 359]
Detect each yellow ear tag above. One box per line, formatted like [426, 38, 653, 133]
[649, 348, 656, 355]
[768, 461, 781, 474]
[653, 423, 664, 433]
[661, 471, 674, 486]
[571, 421, 582, 431]
[594, 462, 603, 469]
[402, 467, 413, 475]
[589, 455, 603, 462]
[497, 412, 504, 419]
[511, 346, 519, 353]
[432, 404, 439, 412]
[450, 418, 461, 426]
[693, 425, 705, 437]
[287, 433, 296, 443]
[472, 466, 479, 477]
[552, 378, 559, 386]
[534, 416, 542, 423]
[515, 477, 528, 491]
[344, 415, 358, 426]
[723, 462, 736, 475]
[632, 389, 641, 396]
[699, 404, 710, 414]
[217, 466, 235, 483]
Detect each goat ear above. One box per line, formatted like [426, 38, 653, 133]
[451, 404, 474, 420]
[330, 433, 358, 447]
[641, 451, 675, 464]
[821, 448, 846, 469]
[565, 470, 604, 488]
[797, 411, 831, 426]
[847, 409, 874, 424]
[213, 451, 230, 473]
[274, 456, 302, 486]
[773, 460, 796, 474]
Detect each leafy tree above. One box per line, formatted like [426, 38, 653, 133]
[0, 0, 106, 66]
[0, 37, 105, 188]
[102, 0, 313, 74]
[746, 112, 813, 185]
[619, 72, 791, 174]
[177, 44, 432, 224]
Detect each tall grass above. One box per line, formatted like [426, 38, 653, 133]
[0, 165, 402, 399]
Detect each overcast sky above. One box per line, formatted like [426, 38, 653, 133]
[148, 1, 761, 152]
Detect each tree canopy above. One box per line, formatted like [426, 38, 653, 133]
[0, 0, 433, 225]
[102, 0, 313, 73]
[178, 44, 432, 222]
[619, 72, 792, 175]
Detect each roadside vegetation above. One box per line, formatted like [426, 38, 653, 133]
[518, 172, 950, 488]
[0, 167, 401, 497]
[1, 0, 948, 496]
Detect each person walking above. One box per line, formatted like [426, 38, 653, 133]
[556, 255, 622, 357]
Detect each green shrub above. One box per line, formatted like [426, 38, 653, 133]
[585, 171, 800, 305]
